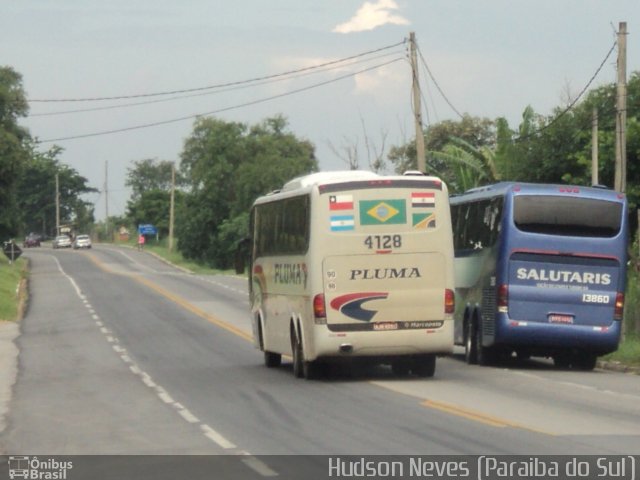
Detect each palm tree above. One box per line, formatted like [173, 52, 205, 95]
[428, 137, 499, 193]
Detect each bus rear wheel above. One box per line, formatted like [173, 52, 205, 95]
[264, 351, 282, 368]
[291, 328, 319, 379]
[412, 355, 436, 377]
[464, 320, 478, 365]
[291, 331, 304, 378]
[573, 353, 597, 371]
[391, 360, 411, 376]
[475, 320, 495, 366]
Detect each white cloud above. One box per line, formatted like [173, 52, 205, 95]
[333, 0, 410, 34]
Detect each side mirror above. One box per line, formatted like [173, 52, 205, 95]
[234, 249, 245, 274]
[234, 237, 250, 274]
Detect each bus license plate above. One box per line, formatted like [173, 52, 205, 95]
[548, 314, 574, 324]
[373, 322, 398, 331]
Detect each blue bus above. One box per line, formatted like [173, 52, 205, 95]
[450, 182, 628, 370]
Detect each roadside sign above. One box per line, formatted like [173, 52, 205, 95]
[138, 224, 157, 235]
[3, 241, 22, 262]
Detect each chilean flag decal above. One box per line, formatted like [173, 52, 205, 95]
[330, 292, 389, 321]
[329, 194, 354, 210]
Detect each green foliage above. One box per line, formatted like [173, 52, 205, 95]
[177, 115, 317, 267]
[0, 255, 26, 322]
[0, 66, 30, 240]
[125, 158, 184, 238]
[15, 144, 97, 237]
[387, 114, 497, 190]
[429, 137, 498, 193]
[126, 158, 181, 201]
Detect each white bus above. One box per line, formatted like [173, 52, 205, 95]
[237, 170, 455, 379]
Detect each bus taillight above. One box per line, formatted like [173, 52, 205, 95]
[445, 289, 455, 314]
[497, 284, 508, 313]
[314, 294, 327, 323]
[614, 292, 624, 320]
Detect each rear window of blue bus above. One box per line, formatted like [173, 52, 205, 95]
[513, 195, 622, 238]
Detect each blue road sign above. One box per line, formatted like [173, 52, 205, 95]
[138, 224, 157, 235]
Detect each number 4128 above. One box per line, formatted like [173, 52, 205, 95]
[364, 235, 402, 250]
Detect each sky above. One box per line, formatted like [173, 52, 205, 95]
[3, 0, 639, 221]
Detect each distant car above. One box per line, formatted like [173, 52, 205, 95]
[52, 235, 72, 249]
[73, 234, 92, 250]
[23, 234, 41, 248]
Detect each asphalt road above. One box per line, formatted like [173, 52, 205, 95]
[0, 244, 638, 476]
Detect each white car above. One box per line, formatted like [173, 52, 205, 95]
[52, 235, 72, 249]
[73, 234, 92, 249]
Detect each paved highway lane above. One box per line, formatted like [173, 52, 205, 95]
[1, 245, 639, 458]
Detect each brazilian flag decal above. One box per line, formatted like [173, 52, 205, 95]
[359, 199, 406, 225]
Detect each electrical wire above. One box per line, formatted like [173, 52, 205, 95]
[514, 40, 617, 142]
[29, 40, 407, 103]
[416, 44, 464, 120]
[35, 57, 404, 144]
[30, 49, 405, 117]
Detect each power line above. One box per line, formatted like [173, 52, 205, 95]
[29, 40, 407, 103]
[416, 44, 465, 120]
[514, 40, 616, 142]
[29, 49, 405, 117]
[36, 57, 404, 144]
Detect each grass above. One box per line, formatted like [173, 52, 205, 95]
[605, 334, 640, 366]
[0, 255, 27, 322]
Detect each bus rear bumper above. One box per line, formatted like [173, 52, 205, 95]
[310, 321, 454, 361]
[493, 314, 621, 355]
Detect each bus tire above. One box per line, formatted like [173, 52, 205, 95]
[553, 354, 571, 369]
[391, 360, 411, 376]
[475, 320, 494, 366]
[412, 354, 436, 377]
[465, 319, 478, 365]
[291, 328, 304, 378]
[264, 351, 282, 368]
[573, 353, 597, 371]
[303, 359, 321, 380]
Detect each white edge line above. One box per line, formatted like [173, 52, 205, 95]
[242, 456, 279, 477]
[201, 424, 237, 449]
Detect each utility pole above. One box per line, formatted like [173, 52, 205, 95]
[55, 173, 60, 236]
[104, 160, 110, 241]
[410, 32, 426, 173]
[614, 21, 627, 192]
[168, 162, 175, 252]
[591, 108, 598, 185]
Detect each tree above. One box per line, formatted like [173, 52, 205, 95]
[125, 158, 180, 201]
[0, 66, 30, 239]
[177, 115, 317, 267]
[16, 144, 97, 237]
[125, 158, 182, 237]
[387, 114, 497, 189]
[430, 137, 498, 193]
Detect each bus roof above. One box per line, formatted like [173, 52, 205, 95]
[281, 170, 380, 192]
[252, 170, 446, 206]
[450, 182, 625, 205]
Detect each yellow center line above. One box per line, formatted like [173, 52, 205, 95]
[86, 252, 553, 435]
[86, 253, 253, 343]
[422, 399, 555, 435]
[422, 400, 509, 428]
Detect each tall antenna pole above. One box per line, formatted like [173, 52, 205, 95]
[105, 160, 110, 241]
[168, 162, 175, 252]
[614, 21, 627, 192]
[410, 32, 426, 173]
[591, 108, 599, 185]
[55, 173, 60, 236]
